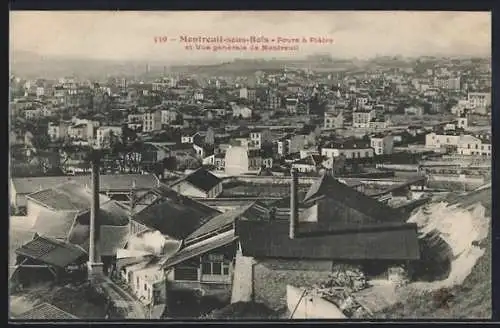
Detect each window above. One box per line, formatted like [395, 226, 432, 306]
[144, 283, 147, 291]
[212, 263, 222, 275]
[365, 151, 370, 157]
[202, 262, 212, 274]
[223, 264, 230, 275]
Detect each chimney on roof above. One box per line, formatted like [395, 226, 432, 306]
[289, 168, 299, 239]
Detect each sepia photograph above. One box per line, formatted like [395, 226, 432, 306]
[8, 11, 492, 320]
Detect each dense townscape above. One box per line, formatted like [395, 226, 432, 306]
[9, 54, 491, 320]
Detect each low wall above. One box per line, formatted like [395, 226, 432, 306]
[286, 285, 346, 319]
[231, 254, 254, 303]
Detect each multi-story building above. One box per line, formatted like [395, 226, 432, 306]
[352, 109, 376, 128]
[47, 121, 70, 142]
[285, 98, 299, 114]
[434, 76, 461, 91]
[142, 110, 162, 132]
[324, 111, 344, 129]
[321, 140, 374, 160]
[96, 126, 123, 149]
[249, 129, 273, 150]
[425, 132, 461, 149]
[193, 90, 204, 101]
[370, 134, 394, 155]
[161, 109, 178, 125]
[457, 135, 491, 157]
[239, 87, 257, 101]
[267, 91, 280, 109]
[467, 92, 491, 109]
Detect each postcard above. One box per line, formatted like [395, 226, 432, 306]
[9, 10, 492, 321]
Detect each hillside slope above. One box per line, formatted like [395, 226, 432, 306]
[376, 185, 492, 319]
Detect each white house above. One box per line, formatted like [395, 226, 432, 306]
[170, 168, 223, 199]
[370, 135, 394, 155]
[457, 135, 491, 157]
[467, 92, 491, 109]
[181, 131, 200, 144]
[352, 109, 376, 128]
[425, 132, 461, 149]
[321, 140, 374, 160]
[232, 105, 253, 119]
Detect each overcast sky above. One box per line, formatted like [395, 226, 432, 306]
[10, 11, 491, 62]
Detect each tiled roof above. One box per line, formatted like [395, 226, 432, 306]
[236, 220, 420, 261]
[15, 235, 87, 268]
[11, 174, 159, 195]
[15, 303, 78, 320]
[27, 182, 110, 211]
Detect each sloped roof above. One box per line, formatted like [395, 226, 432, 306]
[15, 303, 78, 320]
[185, 201, 270, 241]
[15, 235, 87, 268]
[27, 182, 111, 211]
[171, 168, 221, 193]
[302, 173, 399, 221]
[161, 230, 238, 268]
[132, 186, 219, 240]
[31, 211, 78, 239]
[236, 220, 420, 261]
[11, 174, 159, 195]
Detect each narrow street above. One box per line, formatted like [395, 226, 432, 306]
[99, 277, 147, 319]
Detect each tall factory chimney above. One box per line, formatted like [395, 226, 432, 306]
[129, 180, 136, 216]
[289, 168, 299, 239]
[88, 151, 104, 281]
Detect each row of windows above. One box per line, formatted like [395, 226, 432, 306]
[201, 262, 230, 276]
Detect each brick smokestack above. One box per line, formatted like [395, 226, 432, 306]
[290, 168, 299, 239]
[89, 153, 100, 264]
[129, 180, 136, 216]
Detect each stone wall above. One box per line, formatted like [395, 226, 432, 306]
[253, 259, 333, 311]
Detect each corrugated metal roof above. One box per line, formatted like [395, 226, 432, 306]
[15, 303, 78, 320]
[161, 231, 238, 268]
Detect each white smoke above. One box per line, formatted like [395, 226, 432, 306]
[128, 230, 168, 255]
[408, 196, 490, 290]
